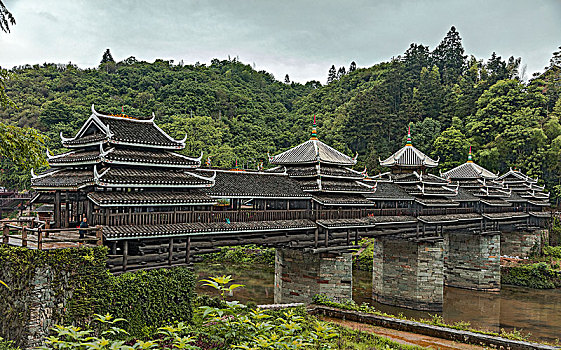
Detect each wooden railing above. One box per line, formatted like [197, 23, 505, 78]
[1, 219, 103, 250]
[92, 207, 483, 226]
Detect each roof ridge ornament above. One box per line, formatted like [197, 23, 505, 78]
[149, 112, 156, 122]
[352, 152, 358, 164]
[406, 125, 412, 146]
[185, 170, 216, 183]
[310, 115, 318, 140]
[60, 131, 73, 143]
[467, 146, 473, 163]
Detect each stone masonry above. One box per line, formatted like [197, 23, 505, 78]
[444, 231, 500, 291]
[274, 248, 352, 304]
[372, 237, 444, 311]
[500, 230, 546, 258]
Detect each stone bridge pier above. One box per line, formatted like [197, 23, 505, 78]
[372, 237, 444, 311]
[274, 248, 353, 304]
[444, 232, 500, 291]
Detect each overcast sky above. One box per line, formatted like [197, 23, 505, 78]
[1, 0, 560, 83]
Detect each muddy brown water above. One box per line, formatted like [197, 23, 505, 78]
[194, 263, 561, 344]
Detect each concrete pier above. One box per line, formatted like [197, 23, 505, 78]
[444, 232, 500, 291]
[372, 237, 444, 311]
[274, 248, 352, 304]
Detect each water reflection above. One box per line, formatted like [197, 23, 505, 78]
[194, 263, 561, 343]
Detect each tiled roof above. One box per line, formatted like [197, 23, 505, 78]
[441, 161, 497, 180]
[87, 191, 216, 207]
[202, 170, 310, 198]
[269, 139, 356, 165]
[480, 198, 512, 207]
[454, 188, 478, 202]
[48, 149, 100, 166]
[414, 198, 459, 207]
[62, 133, 107, 146]
[417, 213, 481, 224]
[96, 167, 214, 188]
[103, 219, 316, 240]
[482, 212, 529, 220]
[380, 145, 438, 168]
[285, 165, 362, 179]
[365, 182, 415, 201]
[32, 169, 94, 189]
[103, 148, 200, 167]
[320, 180, 375, 193]
[312, 193, 374, 206]
[317, 215, 417, 228]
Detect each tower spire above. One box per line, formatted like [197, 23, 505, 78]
[406, 125, 412, 146]
[467, 146, 473, 163]
[310, 115, 318, 140]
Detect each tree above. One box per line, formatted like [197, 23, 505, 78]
[548, 46, 561, 68]
[100, 49, 115, 64]
[349, 61, 357, 73]
[0, 0, 15, 33]
[432, 124, 469, 171]
[431, 26, 467, 85]
[327, 65, 337, 84]
[410, 66, 444, 121]
[337, 66, 346, 79]
[284, 74, 290, 84]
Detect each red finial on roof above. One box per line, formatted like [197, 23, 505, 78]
[310, 115, 318, 140]
[467, 146, 473, 162]
[406, 125, 412, 145]
[122, 106, 124, 113]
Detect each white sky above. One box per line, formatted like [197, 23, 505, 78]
[1, 0, 560, 83]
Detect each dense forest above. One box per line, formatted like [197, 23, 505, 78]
[1, 27, 561, 203]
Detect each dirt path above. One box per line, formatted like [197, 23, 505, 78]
[320, 316, 486, 350]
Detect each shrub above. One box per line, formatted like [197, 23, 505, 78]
[501, 262, 561, 289]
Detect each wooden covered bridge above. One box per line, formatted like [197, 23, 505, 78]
[2, 106, 551, 310]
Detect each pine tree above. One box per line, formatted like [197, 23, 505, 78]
[100, 49, 115, 64]
[284, 74, 290, 84]
[349, 61, 357, 73]
[327, 65, 337, 84]
[337, 66, 346, 79]
[431, 26, 467, 85]
[549, 46, 561, 68]
[0, 0, 15, 33]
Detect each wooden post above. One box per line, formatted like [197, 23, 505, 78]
[2, 224, 8, 245]
[111, 241, 117, 255]
[122, 240, 128, 271]
[96, 226, 103, 246]
[45, 220, 50, 238]
[314, 228, 319, 248]
[37, 228, 43, 250]
[416, 222, 420, 239]
[346, 229, 350, 246]
[355, 228, 359, 245]
[21, 227, 28, 247]
[324, 228, 329, 247]
[185, 237, 191, 264]
[54, 190, 61, 228]
[168, 238, 174, 265]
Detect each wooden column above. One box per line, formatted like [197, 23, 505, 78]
[314, 228, 319, 248]
[37, 228, 43, 250]
[346, 229, 350, 245]
[355, 228, 359, 245]
[185, 237, 191, 264]
[86, 199, 93, 224]
[95, 226, 103, 246]
[122, 241, 128, 271]
[2, 224, 8, 245]
[324, 228, 329, 247]
[168, 238, 174, 265]
[54, 190, 61, 228]
[21, 227, 27, 247]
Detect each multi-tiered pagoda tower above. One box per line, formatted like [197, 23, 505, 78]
[31, 105, 215, 228]
[267, 118, 375, 208]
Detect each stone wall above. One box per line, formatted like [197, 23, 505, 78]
[274, 248, 352, 304]
[444, 232, 500, 291]
[372, 238, 443, 311]
[501, 230, 546, 258]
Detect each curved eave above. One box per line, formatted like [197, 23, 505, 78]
[208, 195, 311, 200]
[49, 159, 100, 167]
[108, 139, 185, 150]
[102, 158, 199, 169]
[63, 140, 107, 148]
[96, 182, 214, 188]
[90, 200, 217, 207]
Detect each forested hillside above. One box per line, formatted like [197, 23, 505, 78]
[1, 27, 561, 203]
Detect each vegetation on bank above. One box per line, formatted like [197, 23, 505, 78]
[311, 295, 534, 343]
[200, 245, 276, 267]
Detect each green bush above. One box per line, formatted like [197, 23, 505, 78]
[0, 337, 20, 350]
[201, 245, 275, 266]
[501, 262, 561, 289]
[542, 245, 561, 259]
[352, 238, 374, 271]
[106, 266, 196, 338]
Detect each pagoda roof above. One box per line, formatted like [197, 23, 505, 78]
[379, 145, 438, 168]
[87, 191, 216, 207]
[201, 169, 310, 199]
[299, 178, 375, 194]
[312, 193, 375, 206]
[284, 164, 364, 179]
[60, 105, 187, 150]
[365, 182, 415, 201]
[498, 168, 538, 184]
[454, 187, 479, 202]
[414, 198, 460, 207]
[94, 166, 215, 188]
[103, 219, 316, 240]
[31, 169, 94, 190]
[441, 161, 497, 180]
[269, 139, 357, 166]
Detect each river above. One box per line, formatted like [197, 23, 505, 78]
[194, 262, 561, 343]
